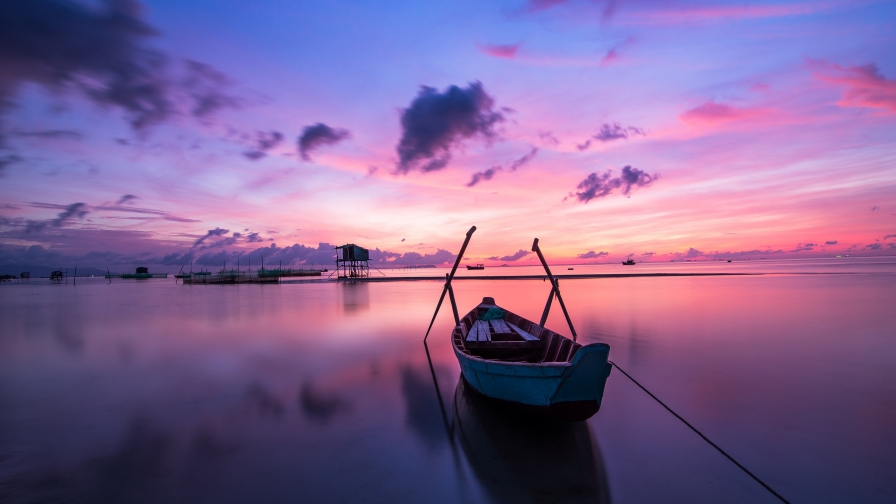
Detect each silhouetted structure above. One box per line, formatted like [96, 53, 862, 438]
[335, 244, 369, 278]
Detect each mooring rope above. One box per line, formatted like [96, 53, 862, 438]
[609, 361, 790, 504]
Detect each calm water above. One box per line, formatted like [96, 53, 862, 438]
[1, 259, 895, 503]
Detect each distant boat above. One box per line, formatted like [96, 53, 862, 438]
[174, 266, 191, 280]
[622, 258, 635, 265]
[568, 267, 574, 270]
[466, 264, 485, 270]
[453, 296, 612, 421]
[727, 260, 732, 263]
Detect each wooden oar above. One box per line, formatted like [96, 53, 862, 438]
[532, 238, 578, 341]
[423, 226, 476, 342]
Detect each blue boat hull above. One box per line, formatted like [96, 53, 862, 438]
[451, 302, 612, 421]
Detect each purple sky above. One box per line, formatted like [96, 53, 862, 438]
[1, 0, 895, 270]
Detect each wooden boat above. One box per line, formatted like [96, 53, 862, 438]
[622, 258, 635, 265]
[466, 264, 485, 270]
[452, 297, 611, 421]
[424, 227, 612, 422]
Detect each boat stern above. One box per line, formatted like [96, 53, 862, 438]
[551, 343, 612, 406]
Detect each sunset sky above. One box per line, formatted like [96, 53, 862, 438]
[1, 0, 895, 269]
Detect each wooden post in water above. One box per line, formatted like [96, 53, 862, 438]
[532, 238, 577, 341]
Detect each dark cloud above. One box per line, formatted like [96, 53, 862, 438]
[572, 165, 658, 203]
[297, 123, 350, 161]
[577, 250, 608, 259]
[684, 247, 703, 258]
[12, 129, 82, 140]
[871, 205, 879, 211]
[182, 59, 239, 119]
[577, 123, 645, 151]
[193, 227, 229, 247]
[116, 194, 138, 205]
[487, 249, 529, 261]
[864, 243, 883, 251]
[508, 147, 538, 171]
[0, 0, 238, 142]
[884, 234, 896, 240]
[467, 166, 500, 187]
[790, 243, 815, 252]
[466, 147, 537, 186]
[0, 154, 22, 176]
[243, 130, 283, 160]
[538, 130, 559, 146]
[642, 251, 655, 256]
[23, 202, 88, 233]
[395, 81, 504, 173]
[825, 240, 838, 245]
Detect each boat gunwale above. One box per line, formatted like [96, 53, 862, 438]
[452, 302, 601, 370]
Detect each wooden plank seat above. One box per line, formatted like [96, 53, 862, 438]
[507, 322, 540, 341]
[489, 319, 512, 334]
[465, 319, 492, 342]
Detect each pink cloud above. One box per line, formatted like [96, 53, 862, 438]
[679, 101, 767, 125]
[814, 62, 896, 114]
[477, 43, 522, 59]
[625, 1, 845, 25]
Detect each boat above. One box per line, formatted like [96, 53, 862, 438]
[622, 258, 635, 265]
[451, 296, 611, 421]
[425, 227, 612, 421]
[466, 264, 485, 270]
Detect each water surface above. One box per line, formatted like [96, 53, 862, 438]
[1, 259, 895, 503]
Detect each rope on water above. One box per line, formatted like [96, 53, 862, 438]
[609, 361, 790, 504]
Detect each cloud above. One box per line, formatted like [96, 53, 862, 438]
[790, 242, 815, 252]
[243, 130, 284, 160]
[297, 123, 350, 161]
[12, 129, 83, 140]
[825, 240, 838, 245]
[871, 205, 879, 211]
[116, 194, 138, 205]
[642, 251, 655, 256]
[572, 165, 658, 203]
[466, 166, 500, 187]
[0, 0, 238, 141]
[0, 155, 22, 176]
[477, 43, 521, 59]
[680, 101, 765, 125]
[538, 130, 559, 146]
[487, 249, 530, 261]
[23, 202, 89, 233]
[182, 59, 240, 119]
[864, 243, 883, 251]
[814, 62, 896, 114]
[884, 234, 896, 240]
[193, 227, 230, 247]
[577, 123, 644, 151]
[577, 250, 608, 259]
[395, 81, 504, 173]
[684, 247, 703, 258]
[466, 147, 538, 187]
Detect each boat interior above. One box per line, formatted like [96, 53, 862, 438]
[453, 297, 582, 363]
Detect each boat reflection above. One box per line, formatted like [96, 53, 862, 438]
[453, 377, 611, 503]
